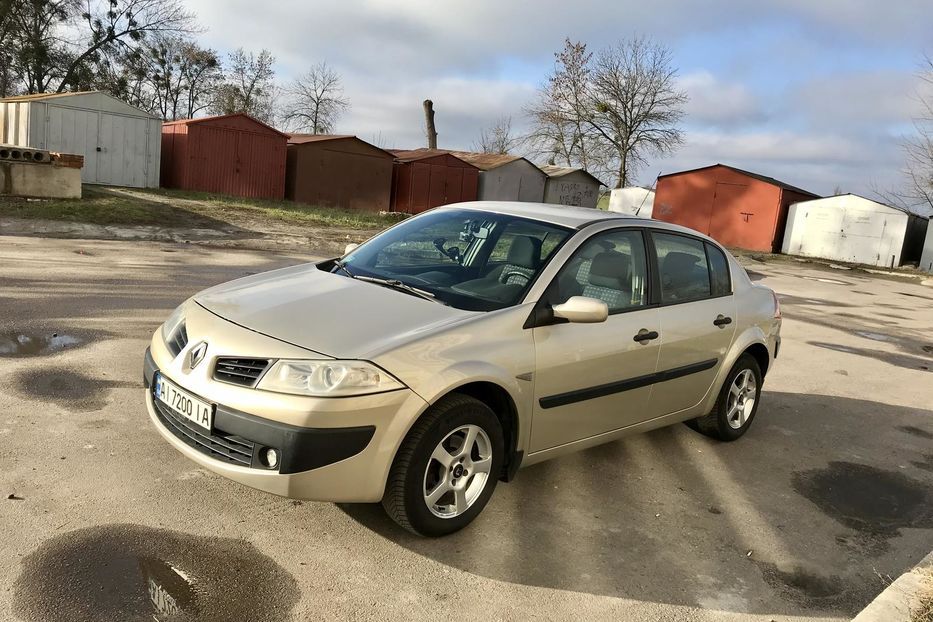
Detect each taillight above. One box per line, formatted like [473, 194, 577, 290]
[772, 290, 781, 319]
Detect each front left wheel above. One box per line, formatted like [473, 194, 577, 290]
[382, 394, 504, 537]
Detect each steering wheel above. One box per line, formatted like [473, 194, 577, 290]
[500, 271, 531, 286]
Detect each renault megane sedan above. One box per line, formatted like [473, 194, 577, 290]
[143, 201, 781, 536]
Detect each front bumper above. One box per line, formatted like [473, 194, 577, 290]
[144, 348, 375, 474]
[143, 305, 430, 502]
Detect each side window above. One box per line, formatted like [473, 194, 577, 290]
[489, 220, 567, 265]
[652, 232, 712, 303]
[547, 230, 648, 313]
[706, 243, 732, 296]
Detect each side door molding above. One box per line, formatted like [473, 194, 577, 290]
[539, 358, 718, 409]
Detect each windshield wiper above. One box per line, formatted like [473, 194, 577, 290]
[333, 259, 355, 277]
[352, 275, 447, 305]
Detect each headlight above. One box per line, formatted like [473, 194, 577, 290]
[161, 304, 186, 343]
[256, 360, 405, 397]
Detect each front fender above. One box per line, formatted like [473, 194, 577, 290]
[397, 360, 531, 458]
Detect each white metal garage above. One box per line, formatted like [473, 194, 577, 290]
[608, 186, 655, 217]
[0, 91, 161, 188]
[920, 222, 933, 273]
[782, 194, 928, 267]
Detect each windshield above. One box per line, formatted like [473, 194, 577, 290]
[333, 209, 573, 311]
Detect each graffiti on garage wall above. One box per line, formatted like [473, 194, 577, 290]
[556, 181, 597, 206]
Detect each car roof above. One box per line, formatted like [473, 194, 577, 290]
[436, 201, 645, 229]
[434, 201, 724, 246]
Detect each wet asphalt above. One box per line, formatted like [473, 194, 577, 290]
[1, 235, 932, 622]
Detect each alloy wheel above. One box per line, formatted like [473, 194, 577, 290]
[726, 369, 757, 429]
[423, 424, 492, 518]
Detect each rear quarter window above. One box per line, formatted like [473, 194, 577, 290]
[706, 243, 732, 296]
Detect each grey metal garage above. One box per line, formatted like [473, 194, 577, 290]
[0, 91, 161, 188]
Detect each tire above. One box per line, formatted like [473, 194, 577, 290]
[382, 394, 504, 536]
[690, 353, 763, 441]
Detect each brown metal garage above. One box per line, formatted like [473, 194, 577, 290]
[390, 149, 479, 214]
[286, 135, 394, 211]
[161, 114, 287, 199]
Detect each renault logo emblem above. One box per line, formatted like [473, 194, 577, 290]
[189, 342, 208, 369]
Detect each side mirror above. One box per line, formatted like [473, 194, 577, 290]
[552, 296, 608, 324]
[344, 243, 359, 255]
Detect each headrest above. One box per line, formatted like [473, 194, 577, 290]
[662, 252, 699, 277]
[588, 251, 628, 289]
[506, 236, 542, 269]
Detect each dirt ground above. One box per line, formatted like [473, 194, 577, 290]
[1, 234, 932, 622]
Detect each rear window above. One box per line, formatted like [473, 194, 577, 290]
[706, 243, 732, 296]
[652, 233, 712, 303]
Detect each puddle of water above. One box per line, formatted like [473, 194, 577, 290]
[792, 461, 932, 537]
[801, 276, 851, 286]
[853, 331, 894, 343]
[0, 331, 83, 357]
[13, 524, 299, 622]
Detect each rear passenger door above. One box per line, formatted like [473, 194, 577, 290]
[649, 231, 737, 416]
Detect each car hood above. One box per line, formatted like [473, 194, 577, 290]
[194, 263, 474, 359]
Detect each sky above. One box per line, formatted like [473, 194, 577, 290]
[186, 0, 932, 201]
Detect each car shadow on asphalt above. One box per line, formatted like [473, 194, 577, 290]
[340, 391, 933, 617]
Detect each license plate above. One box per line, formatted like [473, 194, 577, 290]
[154, 373, 213, 432]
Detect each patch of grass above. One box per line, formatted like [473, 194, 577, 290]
[913, 569, 933, 622]
[142, 187, 406, 230]
[0, 187, 201, 226]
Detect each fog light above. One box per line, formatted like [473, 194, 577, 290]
[260, 447, 279, 469]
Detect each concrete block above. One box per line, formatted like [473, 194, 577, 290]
[0, 159, 82, 199]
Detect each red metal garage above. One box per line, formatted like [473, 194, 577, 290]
[390, 149, 479, 213]
[161, 114, 287, 199]
[653, 164, 819, 252]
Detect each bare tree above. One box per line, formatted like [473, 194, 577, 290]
[7, 0, 79, 93]
[4, 0, 195, 95]
[902, 54, 933, 212]
[0, 0, 18, 96]
[528, 37, 687, 188]
[473, 116, 521, 154]
[146, 36, 221, 120]
[526, 40, 603, 170]
[59, 0, 196, 93]
[281, 61, 349, 134]
[874, 54, 933, 214]
[211, 48, 276, 123]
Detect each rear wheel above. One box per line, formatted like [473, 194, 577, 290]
[690, 353, 762, 441]
[382, 394, 504, 536]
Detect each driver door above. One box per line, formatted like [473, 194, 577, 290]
[530, 229, 661, 452]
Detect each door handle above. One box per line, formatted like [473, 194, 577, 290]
[633, 329, 659, 343]
[713, 315, 733, 327]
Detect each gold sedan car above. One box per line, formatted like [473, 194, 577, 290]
[144, 202, 781, 536]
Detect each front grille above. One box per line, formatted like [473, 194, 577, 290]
[166, 323, 188, 358]
[213, 357, 270, 387]
[152, 398, 255, 466]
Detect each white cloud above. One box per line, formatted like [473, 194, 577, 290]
[642, 129, 904, 196]
[678, 71, 763, 126]
[339, 77, 536, 150]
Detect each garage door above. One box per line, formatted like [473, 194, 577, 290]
[44, 105, 151, 187]
[45, 105, 99, 184]
[97, 112, 150, 187]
